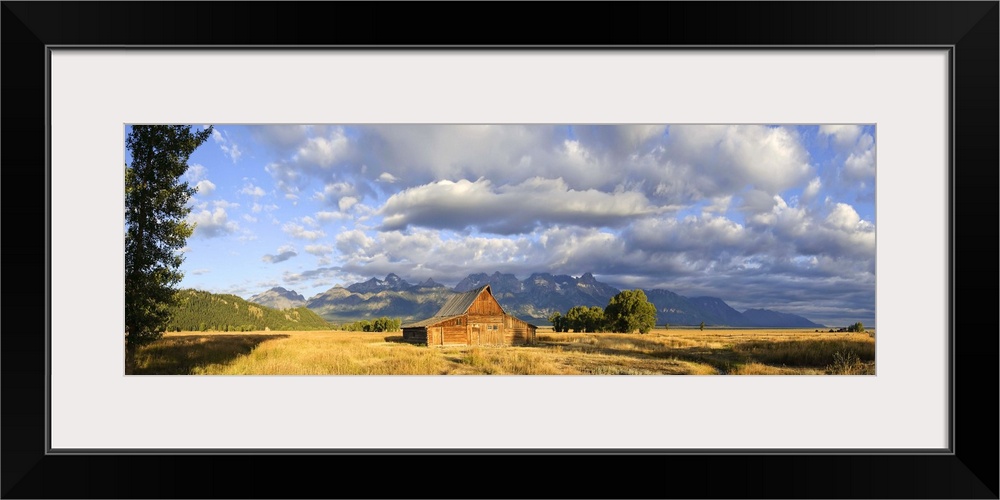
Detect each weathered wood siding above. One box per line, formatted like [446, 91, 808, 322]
[436, 317, 468, 345]
[505, 316, 534, 345]
[468, 292, 504, 315]
[422, 326, 444, 345]
[468, 314, 504, 346]
[468, 315, 503, 326]
[470, 323, 504, 346]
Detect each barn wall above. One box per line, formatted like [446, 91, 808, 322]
[468, 313, 505, 346]
[467, 314, 504, 326]
[506, 316, 533, 345]
[402, 327, 427, 343]
[435, 316, 469, 345]
[463, 314, 534, 346]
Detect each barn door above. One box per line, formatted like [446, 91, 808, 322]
[472, 324, 483, 346]
[471, 324, 503, 346]
[485, 324, 503, 346]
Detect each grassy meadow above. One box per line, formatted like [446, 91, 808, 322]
[133, 327, 875, 375]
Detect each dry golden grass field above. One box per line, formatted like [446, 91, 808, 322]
[134, 327, 875, 375]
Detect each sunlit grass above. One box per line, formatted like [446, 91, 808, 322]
[134, 328, 876, 375]
[190, 331, 452, 375]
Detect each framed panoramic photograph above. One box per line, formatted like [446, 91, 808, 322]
[122, 122, 877, 377]
[4, 2, 997, 499]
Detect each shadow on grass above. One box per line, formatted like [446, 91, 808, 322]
[134, 334, 289, 375]
[733, 338, 875, 367]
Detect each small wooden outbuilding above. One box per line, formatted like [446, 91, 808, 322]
[401, 285, 536, 346]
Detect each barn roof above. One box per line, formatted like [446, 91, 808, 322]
[401, 314, 463, 328]
[435, 285, 504, 316]
[400, 285, 505, 329]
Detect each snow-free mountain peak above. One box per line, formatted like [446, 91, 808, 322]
[248, 286, 307, 310]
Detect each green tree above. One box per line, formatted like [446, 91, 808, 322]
[563, 305, 607, 333]
[699, 321, 705, 331]
[604, 289, 657, 334]
[125, 125, 213, 373]
[548, 312, 567, 332]
[586, 306, 607, 332]
[565, 306, 587, 332]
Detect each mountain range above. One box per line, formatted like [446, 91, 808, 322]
[248, 272, 824, 328]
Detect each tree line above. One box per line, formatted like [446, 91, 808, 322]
[827, 321, 867, 333]
[338, 317, 402, 332]
[548, 289, 658, 334]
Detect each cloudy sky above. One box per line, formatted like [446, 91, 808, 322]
[125, 124, 876, 326]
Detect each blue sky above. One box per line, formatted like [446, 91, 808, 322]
[125, 124, 876, 326]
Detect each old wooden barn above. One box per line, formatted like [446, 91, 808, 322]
[401, 285, 537, 346]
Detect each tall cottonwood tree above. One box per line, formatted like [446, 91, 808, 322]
[125, 125, 212, 373]
[604, 289, 657, 334]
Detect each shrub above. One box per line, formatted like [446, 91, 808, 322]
[827, 350, 873, 375]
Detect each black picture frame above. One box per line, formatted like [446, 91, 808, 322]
[3, 2, 996, 498]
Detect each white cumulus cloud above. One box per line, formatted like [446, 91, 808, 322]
[338, 196, 358, 212]
[378, 177, 660, 235]
[188, 207, 239, 238]
[240, 183, 266, 198]
[195, 179, 216, 196]
[802, 177, 822, 201]
[377, 172, 399, 183]
[819, 125, 862, 150]
[282, 222, 326, 241]
[185, 163, 208, 182]
[304, 244, 334, 257]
